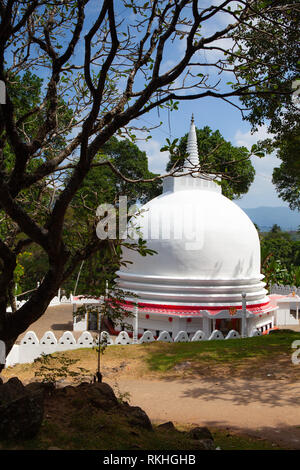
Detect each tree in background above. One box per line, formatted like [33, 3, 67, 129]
[165, 126, 255, 199]
[232, 0, 299, 135]
[17, 136, 161, 296]
[0, 70, 73, 307]
[66, 137, 161, 295]
[61, 137, 161, 296]
[269, 224, 282, 234]
[71, 136, 161, 211]
[260, 225, 300, 288]
[0, 1, 299, 363]
[271, 128, 300, 210]
[233, 0, 300, 209]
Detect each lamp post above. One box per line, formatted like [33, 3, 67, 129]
[74, 260, 84, 296]
[241, 292, 247, 338]
[95, 306, 102, 383]
[133, 303, 138, 344]
[95, 280, 109, 382]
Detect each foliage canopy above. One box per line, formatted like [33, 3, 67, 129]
[166, 126, 255, 199]
[0, 0, 299, 359]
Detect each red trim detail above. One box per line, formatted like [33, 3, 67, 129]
[262, 326, 279, 335]
[145, 314, 150, 319]
[110, 298, 277, 317]
[122, 299, 270, 311]
[168, 317, 173, 322]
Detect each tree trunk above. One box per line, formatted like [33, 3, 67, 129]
[0, 337, 16, 373]
[8, 281, 17, 313]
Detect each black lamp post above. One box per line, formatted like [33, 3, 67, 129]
[95, 307, 102, 382]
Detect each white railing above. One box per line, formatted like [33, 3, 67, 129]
[5, 328, 261, 368]
[6, 293, 103, 312]
[270, 284, 300, 296]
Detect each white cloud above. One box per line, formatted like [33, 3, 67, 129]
[233, 126, 289, 208]
[138, 138, 170, 175]
[234, 125, 272, 150]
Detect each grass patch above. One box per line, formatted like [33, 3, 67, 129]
[0, 410, 212, 451]
[0, 416, 286, 451]
[145, 331, 300, 372]
[212, 429, 284, 450]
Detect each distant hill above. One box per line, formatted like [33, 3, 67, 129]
[242, 206, 300, 231]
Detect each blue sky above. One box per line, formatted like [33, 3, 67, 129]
[98, 0, 291, 211]
[9, 0, 292, 210]
[136, 97, 289, 210]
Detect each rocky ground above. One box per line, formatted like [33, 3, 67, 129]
[4, 304, 300, 450]
[0, 376, 216, 450]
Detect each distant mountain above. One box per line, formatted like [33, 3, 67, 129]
[242, 206, 300, 231]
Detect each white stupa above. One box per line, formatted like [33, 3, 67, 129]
[115, 117, 277, 338]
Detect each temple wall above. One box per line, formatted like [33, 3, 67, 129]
[276, 303, 299, 325]
[5, 327, 262, 368]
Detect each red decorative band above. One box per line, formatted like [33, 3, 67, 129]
[122, 299, 269, 312]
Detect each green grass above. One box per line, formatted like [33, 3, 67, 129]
[0, 417, 286, 451]
[212, 429, 284, 450]
[0, 416, 212, 451]
[145, 331, 300, 372]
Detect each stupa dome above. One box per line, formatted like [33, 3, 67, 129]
[116, 118, 268, 308]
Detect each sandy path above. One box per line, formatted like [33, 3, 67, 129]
[108, 376, 300, 449]
[16, 304, 83, 343]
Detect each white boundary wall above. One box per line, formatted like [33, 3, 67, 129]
[5, 328, 261, 368]
[270, 284, 300, 296]
[6, 294, 73, 313]
[6, 293, 103, 313]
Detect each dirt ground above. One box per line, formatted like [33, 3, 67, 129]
[106, 376, 300, 450]
[12, 304, 300, 450]
[16, 304, 82, 343]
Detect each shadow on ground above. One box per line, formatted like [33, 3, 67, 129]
[206, 422, 300, 450]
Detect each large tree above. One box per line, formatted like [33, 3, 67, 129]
[71, 136, 162, 210]
[271, 128, 300, 210]
[230, 0, 299, 135]
[62, 136, 161, 295]
[165, 126, 255, 199]
[231, 0, 300, 209]
[260, 227, 300, 288]
[0, 0, 299, 364]
[17, 136, 162, 297]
